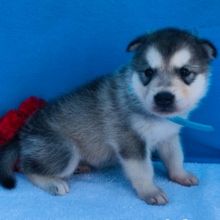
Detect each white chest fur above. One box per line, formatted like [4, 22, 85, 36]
[131, 115, 181, 148]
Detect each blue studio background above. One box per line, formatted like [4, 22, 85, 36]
[0, 0, 219, 163]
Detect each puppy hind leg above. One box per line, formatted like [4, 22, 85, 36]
[21, 136, 80, 195]
[25, 149, 80, 195]
[27, 174, 70, 195]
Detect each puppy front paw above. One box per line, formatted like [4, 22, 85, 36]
[140, 187, 168, 205]
[170, 172, 199, 186]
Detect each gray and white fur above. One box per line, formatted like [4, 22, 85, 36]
[0, 28, 217, 205]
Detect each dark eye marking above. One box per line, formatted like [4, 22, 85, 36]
[178, 67, 196, 85]
[143, 68, 156, 85]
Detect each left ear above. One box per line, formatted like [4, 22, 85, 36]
[200, 39, 217, 60]
[126, 34, 148, 52]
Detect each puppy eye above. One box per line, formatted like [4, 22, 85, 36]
[143, 68, 155, 85]
[145, 68, 155, 77]
[179, 67, 196, 85]
[179, 67, 191, 77]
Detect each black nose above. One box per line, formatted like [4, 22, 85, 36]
[154, 92, 175, 108]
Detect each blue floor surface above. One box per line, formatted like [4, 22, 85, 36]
[0, 163, 219, 220]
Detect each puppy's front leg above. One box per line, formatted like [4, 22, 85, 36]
[118, 138, 168, 205]
[157, 134, 198, 186]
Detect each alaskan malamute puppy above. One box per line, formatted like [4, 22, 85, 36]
[0, 28, 217, 205]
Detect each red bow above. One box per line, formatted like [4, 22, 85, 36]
[0, 97, 46, 147]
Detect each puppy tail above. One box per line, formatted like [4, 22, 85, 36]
[0, 139, 19, 189]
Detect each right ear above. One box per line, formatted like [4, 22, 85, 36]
[126, 34, 148, 52]
[199, 39, 217, 60]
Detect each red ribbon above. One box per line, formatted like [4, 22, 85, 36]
[0, 97, 46, 147]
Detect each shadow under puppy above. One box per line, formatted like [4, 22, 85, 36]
[0, 28, 217, 205]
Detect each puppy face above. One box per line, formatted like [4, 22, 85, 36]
[128, 28, 217, 117]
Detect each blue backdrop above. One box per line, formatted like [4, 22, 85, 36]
[0, 0, 219, 162]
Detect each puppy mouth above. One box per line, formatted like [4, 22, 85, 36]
[152, 106, 179, 116]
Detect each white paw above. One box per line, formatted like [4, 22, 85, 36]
[140, 187, 168, 205]
[170, 172, 199, 186]
[47, 179, 70, 195]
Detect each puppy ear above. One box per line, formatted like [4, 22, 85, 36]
[200, 39, 217, 60]
[126, 34, 148, 52]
